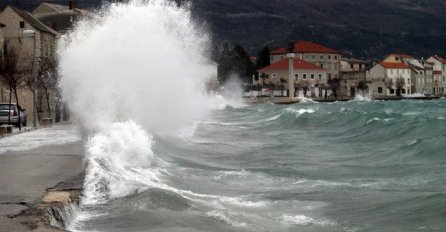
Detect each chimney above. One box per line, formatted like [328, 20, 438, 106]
[69, 0, 75, 10]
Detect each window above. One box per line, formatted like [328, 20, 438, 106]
[334, 55, 338, 60]
[320, 55, 323, 59]
[378, 87, 383, 93]
[303, 74, 307, 79]
[320, 64, 323, 68]
[351, 64, 354, 69]
[311, 74, 315, 79]
[272, 73, 277, 78]
[295, 74, 299, 80]
[312, 55, 315, 59]
[19, 21, 24, 28]
[328, 55, 331, 59]
[319, 74, 322, 79]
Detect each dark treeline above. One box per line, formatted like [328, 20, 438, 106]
[212, 43, 271, 86]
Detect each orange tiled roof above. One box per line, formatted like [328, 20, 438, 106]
[379, 62, 410, 69]
[259, 58, 325, 72]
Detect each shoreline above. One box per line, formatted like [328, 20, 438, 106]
[243, 96, 442, 104]
[0, 141, 84, 231]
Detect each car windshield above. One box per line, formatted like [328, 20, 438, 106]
[0, 104, 16, 110]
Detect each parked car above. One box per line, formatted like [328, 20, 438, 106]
[0, 103, 27, 127]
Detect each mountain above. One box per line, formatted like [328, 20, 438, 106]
[190, 0, 446, 59]
[2, 0, 446, 59]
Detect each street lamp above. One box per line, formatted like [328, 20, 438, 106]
[23, 29, 37, 128]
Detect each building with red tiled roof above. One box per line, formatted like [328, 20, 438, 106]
[367, 60, 413, 97]
[426, 55, 446, 95]
[270, 41, 341, 81]
[257, 58, 328, 98]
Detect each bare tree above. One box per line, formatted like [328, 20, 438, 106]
[386, 78, 394, 96]
[395, 76, 405, 97]
[328, 78, 341, 98]
[37, 58, 59, 119]
[357, 80, 368, 95]
[0, 47, 31, 130]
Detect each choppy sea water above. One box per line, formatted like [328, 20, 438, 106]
[68, 99, 446, 232]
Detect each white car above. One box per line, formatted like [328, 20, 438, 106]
[0, 103, 27, 127]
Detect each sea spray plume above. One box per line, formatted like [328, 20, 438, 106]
[58, 0, 213, 135]
[215, 75, 245, 108]
[57, 0, 218, 226]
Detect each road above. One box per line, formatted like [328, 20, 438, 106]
[0, 126, 83, 231]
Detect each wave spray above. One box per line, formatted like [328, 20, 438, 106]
[58, 0, 218, 229]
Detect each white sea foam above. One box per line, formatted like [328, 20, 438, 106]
[285, 108, 317, 116]
[281, 214, 315, 225]
[366, 117, 381, 124]
[281, 214, 336, 226]
[0, 124, 81, 154]
[352, 92, 372, 102]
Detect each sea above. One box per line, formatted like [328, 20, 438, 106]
[55, 1, 446, 231]
[63, 99, 446, 232]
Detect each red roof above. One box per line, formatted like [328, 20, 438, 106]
[294, 41, 339, 54]
[433, 71, 442, 75]
[379, 62, 409, 69]
[270, 41, 339, 55]
[271, 47, 287, 55]
[259, 58, 325, 72]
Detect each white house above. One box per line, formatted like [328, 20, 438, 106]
[426, 55, 446, 96]
[367, 62, 412, 97]
[258, 57, 328, 98]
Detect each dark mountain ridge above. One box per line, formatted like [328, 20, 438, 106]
[2, 0, 446, 59]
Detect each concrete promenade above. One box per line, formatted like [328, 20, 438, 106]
[0, 141, 84, 231]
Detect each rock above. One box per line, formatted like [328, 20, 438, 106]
[42, 192, 71, 205]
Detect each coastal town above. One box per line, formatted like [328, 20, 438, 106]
[0, 0, 445, 130]
[0, 1, 445, 232]
[248, 41, 446, 101]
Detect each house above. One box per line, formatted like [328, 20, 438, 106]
[0, 5, 60, 122]
[258, 57, 328, 98]
[341, 57, 368, 72]
[383, 54, 413, 63]
[408, 61, 434, 95]
[33, 1, 90, 33]
[270, 41, 341, 80]
[366, 62, 412, 97]
[339, 57, 368, 98]
[426, 55, 446, 96]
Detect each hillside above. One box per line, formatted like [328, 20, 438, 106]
[2, 0, 446, 59]
[191, 0, 446, 58]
